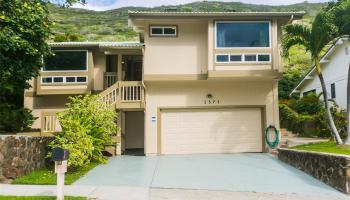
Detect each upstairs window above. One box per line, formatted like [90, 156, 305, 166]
[150, 26, 177, 37]
[216, 21, 270, 48]
[43, 50, 87, 71]
[331, 83, 336, 99]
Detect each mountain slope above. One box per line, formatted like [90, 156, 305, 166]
[49, 1, 325, 42]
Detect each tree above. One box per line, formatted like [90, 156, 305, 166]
[282, 11, 343, 144]
[324, 0, 350, 36]
[0, 0, 85, 132]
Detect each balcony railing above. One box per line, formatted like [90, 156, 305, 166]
[100, 81, 145, 109]
[104, 72, 118, 89]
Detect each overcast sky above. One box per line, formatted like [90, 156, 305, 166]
[56, 0, 330, 11]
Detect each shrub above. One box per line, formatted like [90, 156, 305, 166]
[289, 93, 323, 115]
[0, 104, 36, 133]
[279, 95, 347, 139]
[49, 95, 118, 168]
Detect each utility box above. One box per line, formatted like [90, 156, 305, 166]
[51, 147, 69, 162]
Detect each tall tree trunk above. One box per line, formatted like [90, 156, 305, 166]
[345, 63, 350, 145]
[318, 72, 343, 144]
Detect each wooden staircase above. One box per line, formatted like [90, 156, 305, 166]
[99, 81, 145, 110]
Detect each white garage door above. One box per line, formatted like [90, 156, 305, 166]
[161, 108, 263, 154]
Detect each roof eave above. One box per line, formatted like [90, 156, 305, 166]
[128, 11, 305, 19]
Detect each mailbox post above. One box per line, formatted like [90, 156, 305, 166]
[52, 147, 69, 200]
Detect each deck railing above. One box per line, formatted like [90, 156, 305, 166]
[41, 112, 59, 133]
[104, 72, 118, 89]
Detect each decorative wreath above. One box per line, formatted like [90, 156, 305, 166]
[265, 125, 279, 149]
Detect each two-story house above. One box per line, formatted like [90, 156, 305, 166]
[24, 11, 304, 156]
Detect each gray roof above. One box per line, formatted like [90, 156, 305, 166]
[128, 11, 305, 18]
[49, 42, 144, 48]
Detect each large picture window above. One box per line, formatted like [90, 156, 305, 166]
[43, 50, 87, 71]
[216, 21, 270, 48]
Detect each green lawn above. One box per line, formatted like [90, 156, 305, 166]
[12, 161, 100, 185]
[291, 141, 350, 155]
[0, 196, 86, 200]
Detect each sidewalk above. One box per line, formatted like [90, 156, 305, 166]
[0, 184, 349, 200]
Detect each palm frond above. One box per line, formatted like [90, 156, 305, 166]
[281, 24, 311, 57]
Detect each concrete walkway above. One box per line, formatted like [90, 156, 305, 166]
[73, 154, 347, 198]
[0, 184, 349, 200]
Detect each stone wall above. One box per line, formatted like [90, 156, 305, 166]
[0, 135, 53, 182]
[278, 148, 350, 194]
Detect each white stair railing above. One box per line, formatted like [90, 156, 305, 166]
[104, 72, 118, 89]
[119, 81, 144, 102]
[100, 82, 119, 107]
[100, 81, 145, 108]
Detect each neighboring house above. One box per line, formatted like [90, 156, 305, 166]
[24, 11, 303, 155]
[290, 37, 350, 109]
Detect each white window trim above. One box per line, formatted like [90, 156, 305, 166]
[41, 50, 89, 72]
[215, 53, 271, 64]
[214, 21, 272, 49]
[150, 26, 177, 37]
[41, 76, 88, 85]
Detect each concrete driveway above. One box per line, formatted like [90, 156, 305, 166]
[74, 153, 348, 199]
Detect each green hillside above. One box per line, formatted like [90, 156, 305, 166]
[49, 1, 325, 42]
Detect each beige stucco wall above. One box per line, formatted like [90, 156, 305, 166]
[144, 80, 279, 155]
[139, 18, 286, 79]
[93, 50, 107, 92]
[144, 21, 208, 75]
[24, 95, 71, 129]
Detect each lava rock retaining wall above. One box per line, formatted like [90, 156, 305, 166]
[0, 135, 53, 182]
[278, 148, 350, 193]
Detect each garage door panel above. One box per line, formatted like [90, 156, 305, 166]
[161, 108, 263, 154]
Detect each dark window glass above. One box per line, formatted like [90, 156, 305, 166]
[230, 55, 242, 62]
[164, 27, 176, 35]
[123, 55, 143, 81]
[42, 77, 52, 83]
[331, 83, 336, 99]
[258, 54, 270, 62]
[44, 51, 87, 71]
[216, 22, 270, 48]
[245, 55, 257, 62]
[53, 77, 63, 83]
[303, 89, 316, 97]
[106, 55, 118, 72]
[216, 55, 229, 62]
[77, 77, 87, 83]
[151, 27, 163, 35]
[66, 77, 76, 82]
